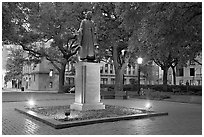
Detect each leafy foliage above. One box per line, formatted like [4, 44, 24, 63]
[93, 3, 145, 91]
[4, 48, 24, 83]
[2, 2, 93, 92]
[119, 2, 202, 86]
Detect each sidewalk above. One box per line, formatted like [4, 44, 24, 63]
[2, 97, 202, 135]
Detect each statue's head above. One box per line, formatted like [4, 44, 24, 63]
[85, 11, 92, 20]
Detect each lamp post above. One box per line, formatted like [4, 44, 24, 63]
[137, 57, 143, 96]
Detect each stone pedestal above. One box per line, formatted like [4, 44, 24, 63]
[70, 62, 105, 111]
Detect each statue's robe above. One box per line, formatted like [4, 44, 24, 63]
[78, 19, 97, 60]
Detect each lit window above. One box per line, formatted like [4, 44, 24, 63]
[49, 69, 53, 77]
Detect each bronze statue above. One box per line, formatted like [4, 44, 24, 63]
[77, 11, 98, 62]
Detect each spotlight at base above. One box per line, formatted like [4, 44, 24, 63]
[28, 99, 35, 107]
[145, 103, 152, 110]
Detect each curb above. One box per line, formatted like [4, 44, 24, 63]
[15, 107, 168, 129]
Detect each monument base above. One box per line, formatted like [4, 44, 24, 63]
[70, 62, 105, 111]
[70, 102, 105, 111]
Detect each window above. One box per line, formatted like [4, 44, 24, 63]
[105, 64, 108, 73]
[49, 69, 53, 77]
[101, 78, 108, 84]
[49, 82, 53, 88]
[32, 64, 37, 70]
[66, 77, 69, 81]
[190, 80, 194, 85]
[29, 78, 31, 86]
[176, 68, 184, 76]
[111, 78, 115, 84]
[100, 66, 103, 73]
[68, 78, 74, 85]
[128, 66, 131, 75]
[197, 80, 201, 85]
[110, 64, 113, 74]
[132, 65, 135, 75]
[190, 68, 195, 76]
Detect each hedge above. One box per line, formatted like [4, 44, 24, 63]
[63, 84, 202, 96]
[100, 84, 202, 96]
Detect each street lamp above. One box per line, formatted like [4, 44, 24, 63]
[137, 57, 143, 96]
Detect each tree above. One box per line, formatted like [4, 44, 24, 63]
[93, 3, 146, 92]
[120, 2, 202, 88]
[4, 47, 24, 86]
[2, 2, 93, 92]
[140, 61, 159, 85]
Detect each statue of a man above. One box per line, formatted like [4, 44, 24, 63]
[77, 11, 98, 62]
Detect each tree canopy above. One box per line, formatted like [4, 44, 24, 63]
[2, 2, 93, 92]
[4, 47, 24, 83]
[119, 2, 202, 85]
[3, 2, 202, 91]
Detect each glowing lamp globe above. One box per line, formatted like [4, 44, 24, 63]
[137, 57, 143, 64]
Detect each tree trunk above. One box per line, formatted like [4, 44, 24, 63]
[58, 63, 66, 93]
[114, 69, 124, 91]
[171, 66, 176, 85]
[162, 67, 169, 92]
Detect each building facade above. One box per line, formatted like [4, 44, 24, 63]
[22, 58, 161, 92]
[22, 56, 59, 91]
[65, 61, 160, 86]
[22, 55, 201, 92]
[175, 55, 202, 86]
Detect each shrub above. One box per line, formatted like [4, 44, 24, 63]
[100, 84, 202, 96]
[100, 84, 114, 91]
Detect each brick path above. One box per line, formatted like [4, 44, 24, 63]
[2, 93, 202, 135]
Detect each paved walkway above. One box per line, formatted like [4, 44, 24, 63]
[2, 91, 202, 135]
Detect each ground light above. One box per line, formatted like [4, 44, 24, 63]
[145, 102, 152, 111]
[27, 99, 36, 108]
[65, 111, 70, 119]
